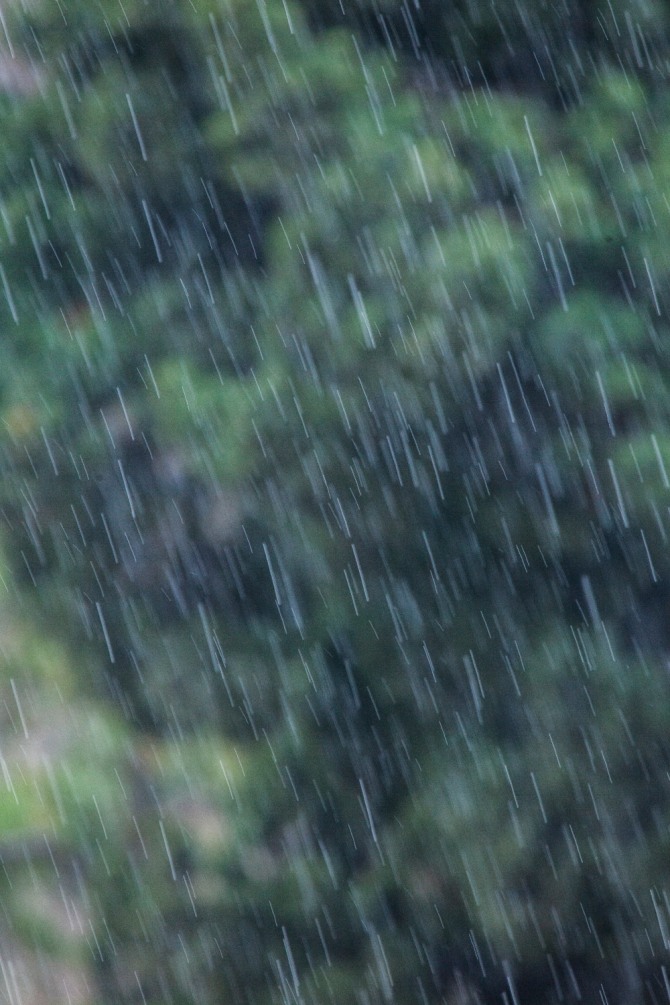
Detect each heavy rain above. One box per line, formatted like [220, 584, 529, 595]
[0, 0, 668, 1003]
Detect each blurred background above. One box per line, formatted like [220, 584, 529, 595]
[0, 0, 670, 1002]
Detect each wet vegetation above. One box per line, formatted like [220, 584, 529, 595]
[1, 0, 670, 1002]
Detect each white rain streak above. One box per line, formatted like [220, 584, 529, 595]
[263, 542, 282, 607]
[0, 264, 18, 323]
[142, 199, 163, 263]
[608, 459, 629, 527]
[641, 528, 659, 583]
[159, 819, 178, 882]
[596, 370, 616, 436]
[359, 778, 378, 845]
[412, 143, 432, 202]
[524, 115, 542, 175]
[535, 462, 559, 536]
[10, 679, 28, 739]
[644, 256, 662, 315]
[546, 241, 568, 312]
[651, 433, 670, 488]
[126, 93, 148, 162]
[117, 458, 136, 519]
[96, 602, 115, 663]
[348, 273, 376, 348]
[580, 574, 600, 627]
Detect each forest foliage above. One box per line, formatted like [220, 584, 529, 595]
[1, 0, 670, 1002]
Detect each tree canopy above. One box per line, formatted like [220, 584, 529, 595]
[1, 1, 670, 1003]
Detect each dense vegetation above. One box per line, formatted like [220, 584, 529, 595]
[1, 0, 670, 1002]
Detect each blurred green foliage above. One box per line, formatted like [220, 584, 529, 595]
[1, 0, 670, 1003]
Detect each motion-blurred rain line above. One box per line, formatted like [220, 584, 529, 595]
[0, 0, 669, 1002]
